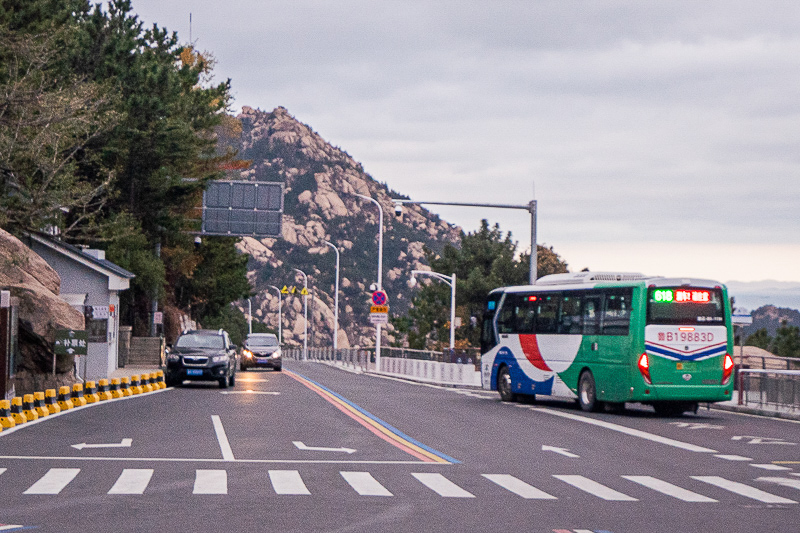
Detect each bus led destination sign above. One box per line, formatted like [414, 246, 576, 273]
[653, 289, 711, 303]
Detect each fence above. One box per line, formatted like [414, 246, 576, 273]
[736, 355, 800, 412]
[281, 346, 481, 386]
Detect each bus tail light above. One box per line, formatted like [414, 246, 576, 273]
[638, 353, 652, 385]
[722, 353, 734, 385]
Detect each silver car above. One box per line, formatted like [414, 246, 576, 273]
[240, 333, 282, 371]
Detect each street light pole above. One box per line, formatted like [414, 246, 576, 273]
[324, 240, 340, 352]
[354, 193, 384, 372]
[395, 198, 538, 284]
[267, 285, 282, 345]
[293, 268, 308, 361]
[247, 298, 252, 335]
[411, 270, 457, 351]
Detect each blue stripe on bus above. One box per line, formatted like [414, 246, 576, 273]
[645, 343, 727, 361]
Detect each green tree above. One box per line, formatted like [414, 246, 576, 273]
[771, 320, 800, 358]
[395, 219, 568, 349]
[745, 328, 771, 350]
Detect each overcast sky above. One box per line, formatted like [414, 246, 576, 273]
[127, 0, 800, 283]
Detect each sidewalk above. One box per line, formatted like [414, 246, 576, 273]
[110, 365, 162, 379]
[711, 390, 800, 421]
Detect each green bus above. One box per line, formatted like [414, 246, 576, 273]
[480, 272, 734, 415]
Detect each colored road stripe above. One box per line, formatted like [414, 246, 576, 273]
[24, 468, 80, 494]
[534, 408, 717, 453]
[692, 476, 796, 504]
[341, 471, 393, 496]
[211, 415, 235, 461]
[0, 526, 26, 531]
[553, 475, 638, 501]
[108, 469, 153, 494]
[757, 476, 800, 491]
[269, 470, 310, 495]
[412, 473, 474, 498]
[193, 470, 227, 494]
[622, 475, 717, 502]
[285, 370, 458, 464]
[482, 474, 557, 499]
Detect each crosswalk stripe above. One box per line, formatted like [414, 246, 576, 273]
[622, 475, 717, 502]
[0, 468, 6, 477]
[750, 464, 791, 471]
[553, 475, 638, 501]
[193, 470, 228, 494]
[23, 468, 80, 494]
[692, 476, 796, 504]
[757, 477, 800, 491]
[340, 471, 393, 496]
[482, 474, 557, 499]
[108, 469, 153, 495]
[412, 473, 475, 498]
[269, 470, 310, 495]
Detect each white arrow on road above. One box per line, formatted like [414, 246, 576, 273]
[542, 445, 580, 458]
[293, 441, 357, 454]
[71, 438, 132, 450]
[731, 436, 797, 445]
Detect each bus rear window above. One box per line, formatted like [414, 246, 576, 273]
[647, 288, 725, 325]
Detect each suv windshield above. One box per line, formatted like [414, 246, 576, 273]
[246, 335, 278, 347]
[647, 287, 726, 326]
[175, 334, 225, 349]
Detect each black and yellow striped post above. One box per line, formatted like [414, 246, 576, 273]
[11, 397, 28, 424]
[71, 383, 87, 407]
[22, 394, 39, 422]
[110, 378, 124, 399]
[0, 399, 16, 428]
[120, 376, 133, 397]
[84, 381, 100, 404]
[33, 391, 49, 418]
[58, 386, 74, 410]
[45, 389, 61, 415]
[142, 373, 154, 393]
[156, 370, 166, 390]
[98, 379, 112, 401]
[130, 375, 142, 395]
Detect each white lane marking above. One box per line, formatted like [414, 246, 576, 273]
[542, 445, 580, 458]
[293, 441, 357, 454]
[0, 525, 25, 531]
[0, 468, 6, 476]
[211, 415, 235, 461]
[412, 473, 475, 498]
[72, 438, 132, 450]
[340, 471, 393, 496]
[482, 474, 557, 499]
[24, 468, 80, 494]
[193, 469, 228, 494]
[553, 475, 638, 501]
[757, 476, 800, 491]
[108, 469, 153, 494]
[533, 408, 717, 453]
[0, 455, 428, 465]
[269, 470, 310, 495]
[219, 390, 280, 395]
[692, 476, 796, 504]
[751, 464, 791, 471]
[622, 475, 717, 502]
[715, 454, 752, 461]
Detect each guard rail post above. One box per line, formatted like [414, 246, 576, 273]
[120, 377, 132, 396]
[33, 391, 49, 417]
[0, 399, 15, 428]
[10, 397, 27, 424]
[22, 394, 39, 422]
[45, 389, 61, 414]
[98, 379, 112, 401]
[71, 383, 87, 407]
[84, 381, 99, 404]
[110, 378, 123, 399]
[58, 386, 74, 410]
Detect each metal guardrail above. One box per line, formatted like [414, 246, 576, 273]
[736, 365, 800, 413]
[282, 346, 482, 369]
[283, 347, 372, 372]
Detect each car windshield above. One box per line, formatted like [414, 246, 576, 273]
[247, 336, 278, 347]
[175, 334, 225, 349]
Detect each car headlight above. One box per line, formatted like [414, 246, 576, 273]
[270, 351, 281, 359]
[211, 355, 228, 363]
[243, 349, 253, 358]
[167, 354, 180, 362]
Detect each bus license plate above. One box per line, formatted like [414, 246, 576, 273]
[676, 362, 696, 371]
[187, 369, 203, 376]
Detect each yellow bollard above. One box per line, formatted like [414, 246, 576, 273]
[110, 378, 124, 399]
[22, 394, 39, 422]
[130, 375, 143, 395]
[142, 373, 154, 393]
[120, 376, 133, 397]
[58, 386, 74, 410]
[84, 381, 100, 404]
[72, 383, 87, 407]
[156, 370, 166, 390]
[98, 379, 113, 401]
[0, 399, 16, 428]
[45, 389, 61, 415]
[11, 397, 28, 424]
[33, 391, 49, 417]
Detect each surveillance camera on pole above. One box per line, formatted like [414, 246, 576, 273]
[369, 282, 378, 292]
[393, 202, 403, 219]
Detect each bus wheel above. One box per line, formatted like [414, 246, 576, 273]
[497, 366, 517, 402]
[578, 371, 601, 412]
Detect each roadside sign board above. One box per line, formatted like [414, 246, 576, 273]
[201, 180, 283, 237]
[370, 305, 389, 314]
[54, 329, 88, 356]
[369, 313, 389, 325]
[732, 314, 753, 326]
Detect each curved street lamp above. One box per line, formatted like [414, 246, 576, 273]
[293, 268, 308, 361]
[267, 285, 282, 345]
[324, 241, 340, 352]
[410, 270, 457, 351]
[353, 193, 384, 371]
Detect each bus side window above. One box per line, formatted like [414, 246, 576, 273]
[536, 294, 559, 334]
[495, 295, 516, 334]
[559, 294, 582, 334]
[582, 294, 602, 335]
[480, 294, 502, 353]
[515, 296, 536, 333]
[602, 290, 632, 335]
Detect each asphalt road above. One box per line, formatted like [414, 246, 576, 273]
[1, 361, 799, 533]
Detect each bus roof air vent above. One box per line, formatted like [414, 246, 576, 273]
[536, 272, 648, 285]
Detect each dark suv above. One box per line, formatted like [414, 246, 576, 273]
[165, 329, 237, 388]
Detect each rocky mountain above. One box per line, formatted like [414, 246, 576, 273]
[741, 305, 800, 338]
[232, 107, 461, 349]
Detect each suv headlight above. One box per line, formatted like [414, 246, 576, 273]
[270, 350, 281, 359]
[211, 355, 228, 363]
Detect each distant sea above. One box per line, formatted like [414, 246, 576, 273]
[725, 280, 800, 313]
